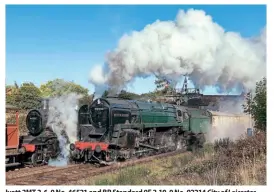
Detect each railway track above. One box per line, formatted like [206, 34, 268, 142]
[6, 164, 81, 180]
[6, 149, 189, 185]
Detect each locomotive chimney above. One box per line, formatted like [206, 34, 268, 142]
[42, 98, 49, 110]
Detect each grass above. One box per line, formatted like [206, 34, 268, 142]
[75, 132, 266, 185]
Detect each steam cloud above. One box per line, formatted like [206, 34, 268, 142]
[206, 97, 254, 142]
[89, 9, 266, 95]
[205, 112, 253, 143]
[46, 93, 82, 166]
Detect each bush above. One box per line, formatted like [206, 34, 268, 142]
[175, 132, 266, 185]
[214, 137, 233, 152]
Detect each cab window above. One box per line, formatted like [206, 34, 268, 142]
[177, 110, 182, 117]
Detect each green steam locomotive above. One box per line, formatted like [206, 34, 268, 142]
[69, 96, 211, 164]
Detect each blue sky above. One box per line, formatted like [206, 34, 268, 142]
[6, 5, 266, 95]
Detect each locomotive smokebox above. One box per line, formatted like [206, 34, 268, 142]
[25, 98, 51, 136]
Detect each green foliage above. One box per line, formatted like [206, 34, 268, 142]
[6, 79, 91, 110]
[154, 77, 166, 89]
[40, 78, 89, 97]
[118, 90, 140, 100]
[6, 82, 42, 109]
[6, 112, 28, 134]
[6, 91, 16, 105]
[79, 94, 94, 105]
[6, 82, 19, 105]
[17, 82, 42, 109]
[154, 76, 168, 92]
[101, 89, 140, 100]
[102, 90, 109, 98]
[243, 77, 266, 131]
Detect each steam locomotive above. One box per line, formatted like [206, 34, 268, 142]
[6, 94, 251, 168]
[6, 99, 61, 168]
[69, 96, 211, 164]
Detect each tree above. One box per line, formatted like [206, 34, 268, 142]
[13, 82, 42, 109]
[154, 76, 167, 90]
[243, 77, 266, 131]
[154, 76, 174, 95]
[102, 90, 109, 98]
[118, 90, 140, 100]
[79, 94, 94, 105]
[101, 89, 139, 100]
[40, 79, 89, 97]
[6, 82, 20, 105]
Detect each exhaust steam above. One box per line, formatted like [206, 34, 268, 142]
[46, 93, 82, 166]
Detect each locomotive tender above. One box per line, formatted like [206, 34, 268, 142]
[69, 97, 211, 164]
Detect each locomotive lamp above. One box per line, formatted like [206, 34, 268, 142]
[95, 145, 102, 153]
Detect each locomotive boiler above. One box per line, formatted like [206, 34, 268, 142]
[69, 97, 211, 164]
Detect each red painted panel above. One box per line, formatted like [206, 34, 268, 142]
[75, 141, 109, 151]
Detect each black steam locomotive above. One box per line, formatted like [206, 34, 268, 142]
[20, 99, 61, 166]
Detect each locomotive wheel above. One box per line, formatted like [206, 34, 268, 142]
[31, 153, 38, 167]
[197, 134, 206, 148]
[188, 136, 203, 153]
[187, 135, 198, 152]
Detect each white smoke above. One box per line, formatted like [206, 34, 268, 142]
[46, 93, 82, 166]
[206, 97, 253, 142]
[207, 97, 246, 114]
[89, 9, 266, 94]
[217, 99, 245, 114]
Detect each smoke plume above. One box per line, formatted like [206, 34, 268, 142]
[46, 93, 82, 166]
[207, 97, 246, 114]
[89, 9, 266, 94]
